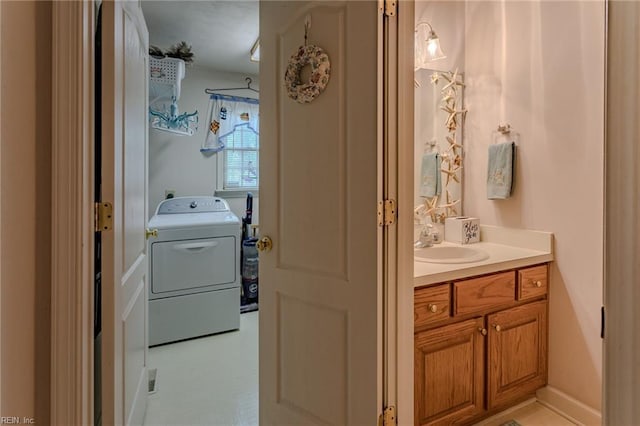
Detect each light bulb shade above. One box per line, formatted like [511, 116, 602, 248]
[415, 24, 446, 70]
[250, 39, 260, 62]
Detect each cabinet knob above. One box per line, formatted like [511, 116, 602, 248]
[428, 304, 438, 313]
[478, 327, 487, 336]
[534, 280, 542, 288]
[493, 324, 501, 332]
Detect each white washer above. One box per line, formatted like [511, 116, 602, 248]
[148, 196, 240, 346]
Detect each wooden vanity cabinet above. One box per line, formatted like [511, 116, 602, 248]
[487, 300, 547, 410]
[414, 318, 485, 426]
[414, 264, 549, 426]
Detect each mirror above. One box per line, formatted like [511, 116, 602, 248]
[414, 68, 466, 225]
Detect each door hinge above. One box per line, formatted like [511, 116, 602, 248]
[384, 0, 397, 17]
[378, 199, 397, 227]
[378, 406, 396, 426]
[601, 306, 605, 339]
[95, 202, 113, 232]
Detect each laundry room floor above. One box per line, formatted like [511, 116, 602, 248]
[144, 311, 258, 426]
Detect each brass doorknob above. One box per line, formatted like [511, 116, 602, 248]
[428, 304, 438, 313]
[478, 328, 487, 336]
[256, 236, 273, 253]
[145, 228, 158, 239]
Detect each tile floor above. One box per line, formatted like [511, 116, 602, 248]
[144, 311, 259, 426]
[476, 401, 577, 426]
[144, 312, 574, 426]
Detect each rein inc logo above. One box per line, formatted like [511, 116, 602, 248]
[0, 418, 35, 424]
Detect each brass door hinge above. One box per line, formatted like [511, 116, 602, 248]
[95, 202, 113, 232]
[383, 0, 397, 17]
[378, 199, 397, 227]
[378, 406, 396, 426]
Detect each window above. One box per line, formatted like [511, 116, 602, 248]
[220, 124, 259, 189]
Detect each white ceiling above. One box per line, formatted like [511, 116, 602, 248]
[141, 1, 259, 76]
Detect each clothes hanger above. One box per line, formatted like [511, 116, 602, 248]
[205, 77, 260, 95]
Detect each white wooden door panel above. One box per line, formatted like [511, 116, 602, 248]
[260, 2, 381, 425]
[102, 1, 149, 425]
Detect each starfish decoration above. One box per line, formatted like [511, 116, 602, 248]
[441, 189, 460, 216]
[446, 136, 463, 156]
[441, 103, 468, 133]
[424, 196, 439, 218]
[441, 165, 461, 185]
[430, 72, 440, 85]
[442, 89, 455, 104]
[441, 68, 466, 92]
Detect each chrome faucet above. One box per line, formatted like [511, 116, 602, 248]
[414, 223, 435, 248]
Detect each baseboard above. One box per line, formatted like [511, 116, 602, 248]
[536, 386, 602, 426]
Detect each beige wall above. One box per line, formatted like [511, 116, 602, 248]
[463, 1, 604, 411]
[148, 66, 259, 222]
[0, 1, 52, 422]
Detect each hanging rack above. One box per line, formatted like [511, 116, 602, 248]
[492, 123, 520, 144]
[205, 77, 259, 95]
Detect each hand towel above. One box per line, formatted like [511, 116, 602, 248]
[420, 152, 442, 198]
[487, 142, 516, 199]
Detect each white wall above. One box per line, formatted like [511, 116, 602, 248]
[1, 1, 52, 421]
[148, 66, 259, 223]
[463, 1, 604, 412]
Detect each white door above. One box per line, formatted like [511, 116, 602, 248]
[101, 1, 150, 425]
[259, 2, 382, 424]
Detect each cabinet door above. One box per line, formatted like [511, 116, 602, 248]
[487, 300, 547, 409]
[415, 318, 485, 426]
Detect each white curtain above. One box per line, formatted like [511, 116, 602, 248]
[201, 94, 259, 153]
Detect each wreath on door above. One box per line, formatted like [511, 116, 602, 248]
[284, 45, 331, 104]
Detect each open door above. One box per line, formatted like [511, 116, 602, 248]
[259, 1, 383, 424]
[100, 1, 149, 424]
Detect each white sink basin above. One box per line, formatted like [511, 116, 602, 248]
[415, 246, 489, 264]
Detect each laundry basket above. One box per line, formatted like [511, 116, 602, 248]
[149, 57, 185, 102]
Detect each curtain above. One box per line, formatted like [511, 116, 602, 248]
[201, 94, 259, 153]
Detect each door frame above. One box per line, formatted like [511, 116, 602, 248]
[384, 1, 415, 423]
[50, 1, 95, 424]
[603, 1, 640, 423]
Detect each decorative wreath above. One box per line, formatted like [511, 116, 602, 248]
[284, 45, 331, 104]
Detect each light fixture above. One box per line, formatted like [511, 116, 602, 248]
[250, 38, 260, 62]
[415, 21, 446, 70]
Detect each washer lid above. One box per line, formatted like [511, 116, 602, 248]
[148, 211, 240, 229]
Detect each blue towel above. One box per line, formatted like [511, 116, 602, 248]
[420, 153, 442, 198]
[487, 142, 516, 199]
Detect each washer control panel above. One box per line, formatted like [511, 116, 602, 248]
[157, 196, 230, 214]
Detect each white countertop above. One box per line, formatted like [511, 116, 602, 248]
[414, 225, 554, 287]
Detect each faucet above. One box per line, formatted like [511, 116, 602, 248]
[414, 223, 435, 248]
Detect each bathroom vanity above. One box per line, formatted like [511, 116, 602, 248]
[413, 226, 553, 426]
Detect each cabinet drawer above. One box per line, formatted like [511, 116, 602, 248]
[518, 265, 548, 301]
[454, 271, 516, 316]
[415, 284, 450, 327]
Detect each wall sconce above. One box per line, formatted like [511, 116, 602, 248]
[250, 38, 260, 62]
[415, 21, 446, 70]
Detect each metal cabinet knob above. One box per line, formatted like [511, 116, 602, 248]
[535, 280, 542, 288]
[256, 236, 273, 253]
[428, 304, 438, 313]
[145, 228, 158, 239]
[478, 327, 487, 336]
[493, 324, 501, 332]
